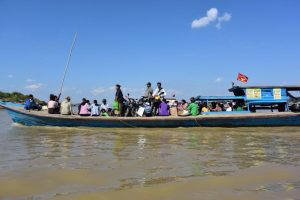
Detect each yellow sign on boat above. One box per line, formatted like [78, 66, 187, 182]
[273, 88, 281, 99]
[246, 88, 261, 99]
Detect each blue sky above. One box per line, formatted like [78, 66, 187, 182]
[1, 0, 300, 103]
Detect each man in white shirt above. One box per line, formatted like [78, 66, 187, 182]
[152, 82, 167, 116]
[152, 82, 166, 99]
[100, 99, 110, 112]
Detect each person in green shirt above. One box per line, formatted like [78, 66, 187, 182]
[236, 105, 243, 111]
[187, 97, 199, 116]
[235, 102, 244, 111]
[101, 109, 110, 117]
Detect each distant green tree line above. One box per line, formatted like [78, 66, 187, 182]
[0, 91, 46, 105]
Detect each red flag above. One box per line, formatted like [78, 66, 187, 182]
[237, 73, 248, 83]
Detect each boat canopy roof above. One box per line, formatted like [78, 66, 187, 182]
[196, 96, 244, 101]
[229, 85, 300, 92]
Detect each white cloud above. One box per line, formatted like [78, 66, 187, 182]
[91, 88, 107, 96]
[191, 8, 218, 29]
[215, 77, 223, 83]
[216, 12, 232, 29]
[91, 86, 118, 97]
[25, 83, 44, 91]
[192, 8, 231, 29]
[7, 74, 13, 78]
[26, 78, 34, 82]
[219, 12, 232, 22]
[123, 87, 146, 97]
[75, 89, 82, 95]
[90, 86, 145, 98]
[109, 86, 115, 91]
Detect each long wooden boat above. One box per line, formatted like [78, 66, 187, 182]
[2, 105, 300, 127]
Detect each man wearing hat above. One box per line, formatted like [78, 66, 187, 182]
[144, 82, 153, 102]
[60, 96, 73, 115]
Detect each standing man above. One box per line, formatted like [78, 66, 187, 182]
[115, 84, 125, 116]
[152, 82, 167, 116]
[144, 82, 153, 102]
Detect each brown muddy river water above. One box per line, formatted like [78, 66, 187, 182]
[0, 110, 300, 200]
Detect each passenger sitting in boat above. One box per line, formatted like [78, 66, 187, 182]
[180, 99, 188, 110]
[210, 102, 222, 112]
[209, 102, 215, 111]
[48, 94, 59, 114]
[90, 100, 100, 116]
[60, 96, 72, 115]
[159, 99, 170, 116]
[187, 97, 199, 116]
[78, 98, 86, 115]
[101, 109, 109, 117]
[86, 100, 91, 107]
[226, 102, 233, 111]
[24, 94, 41, 111]
[178, 99, 189, 116]
[144, 102, 152, 117]
[169, 100, 178, 116]
[100, 98, 110, 112]
[201, 102, 208, 112]
[216, 103, 222, 111]
[235, 103, 243, 111]
[220, 103, 225, 111]
[79, 98, 90, 116]
[54, 95, 60, 113]
[250, 105, 256, 113]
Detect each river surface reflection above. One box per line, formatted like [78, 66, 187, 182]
[0, 110, 300, 199]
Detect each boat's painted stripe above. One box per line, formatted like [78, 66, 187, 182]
[3, 105, 300, 127]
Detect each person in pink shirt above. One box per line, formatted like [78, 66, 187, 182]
[79, 100, 90, 116]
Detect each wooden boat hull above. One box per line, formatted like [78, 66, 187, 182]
[2, 106, 300, 127]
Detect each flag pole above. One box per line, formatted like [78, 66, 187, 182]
[58, 32, 78, 100]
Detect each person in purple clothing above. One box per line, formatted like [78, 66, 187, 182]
[159, 99, 170, 116]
